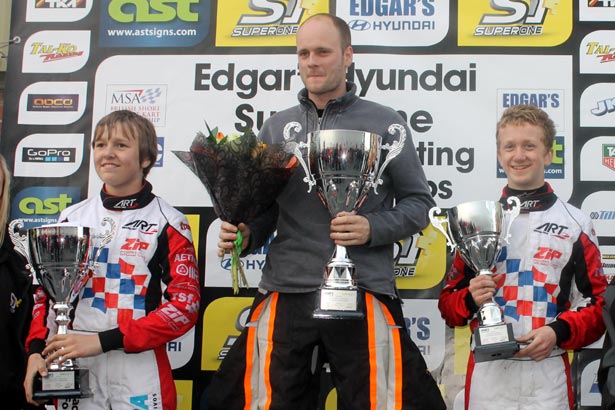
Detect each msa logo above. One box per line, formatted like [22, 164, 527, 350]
[591, 97, 615, 116]
[108, 0, 199, 23]
[122, 220, 159, 234]
[534, 247, 563, 261]
[534, 222, 570, 239]
[233, 0, 305, 37]
[36, 0, 86, 8]
[110, 88, 163, 105]
[604, 144, 615, 171]
[121, 238, 150, 251]
[475, 0, 556, 36]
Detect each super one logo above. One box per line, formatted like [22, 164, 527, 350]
[108, 0, 199, 23]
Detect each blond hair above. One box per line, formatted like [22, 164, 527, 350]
[0, 154, 10, 246]
[496, 104, 556, 151]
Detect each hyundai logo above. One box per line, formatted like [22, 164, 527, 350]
[348, 20, 371, 31]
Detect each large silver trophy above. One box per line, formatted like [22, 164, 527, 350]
[429, 199, 520, 362]
[9, 219, 115, 399]
[291, 125, 405, 319]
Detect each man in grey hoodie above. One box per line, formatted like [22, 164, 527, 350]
[208, 13, 445, 410]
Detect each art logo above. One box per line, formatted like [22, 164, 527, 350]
[22, 31, 90, 73]
[216, 0, 328, 47]
[458, 0, 572, 46]
[99, 0, 210, 48]
[603, 144, 615, 171]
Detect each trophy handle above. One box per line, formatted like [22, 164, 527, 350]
[502, 196, 521, 244]
[283, 122, 316, 193]
[92, 217, 117, 269]
[373, 123, 406, 194]
[8, 219, 34, 276]
[428, 207, 455, 252]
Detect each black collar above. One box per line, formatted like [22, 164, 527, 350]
[100, 180, 155, 210]
[500, 183, 557, 213]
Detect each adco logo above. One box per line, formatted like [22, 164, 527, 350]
[100, 0, 210, 48]
[458, 0, 572, 46]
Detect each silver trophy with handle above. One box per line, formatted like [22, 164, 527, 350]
[429, 198, 520, 361]
[9, 218, 115, 399]
[291, 124, 405, 319]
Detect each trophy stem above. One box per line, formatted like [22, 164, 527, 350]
[51, 302, 75, 370]
[332, 244, 348, 262]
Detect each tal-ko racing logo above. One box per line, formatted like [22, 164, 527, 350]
[216, 0, 329, 47]
[458, 0, 572, 46]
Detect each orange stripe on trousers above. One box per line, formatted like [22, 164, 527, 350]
[243, 295, 270, 410]
[366, 293, 378, 410]
[263, 293, 278, 409]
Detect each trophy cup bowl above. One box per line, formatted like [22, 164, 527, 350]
[28, 224, 94, 399]
[429, 198, 520, 362]
[303, 126, 406, 319]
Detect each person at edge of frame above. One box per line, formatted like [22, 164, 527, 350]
[0, 154, 45, 410]
[206, 12, 446, 410]
[22, 110, 201, 410]
[438, 104, 607, 410]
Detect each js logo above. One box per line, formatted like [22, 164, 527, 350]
[480, 0, 552, 25]
[238, 0, 305, 25]
[108, 0, 199, 23]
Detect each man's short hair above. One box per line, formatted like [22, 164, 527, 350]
[302, 13, 351, 50]
[93, 110, 158, 177]
[496, 104, 556, 151]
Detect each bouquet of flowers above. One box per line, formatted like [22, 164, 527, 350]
[174, 124, 297, 294]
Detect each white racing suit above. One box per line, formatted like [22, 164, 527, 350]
[26, 182, 200, 410]
[439, 185, 606, 410]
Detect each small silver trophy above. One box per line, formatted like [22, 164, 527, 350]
[9, 219, 115, 399]
[295, 125, 405, 319]
[429, 198, 520, 361]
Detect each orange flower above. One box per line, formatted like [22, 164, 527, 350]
[216, 131, 225, 142]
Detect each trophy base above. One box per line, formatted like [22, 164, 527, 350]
[313, 288, 364, 320]
[33, 368, 92, 400]
[472, 323, 519, 363]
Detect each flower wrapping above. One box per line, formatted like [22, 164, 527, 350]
[174, 125, 297, 294]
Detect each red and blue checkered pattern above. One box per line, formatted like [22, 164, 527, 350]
[495, 249, 560, 329]
[81, 247, 149, 324]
